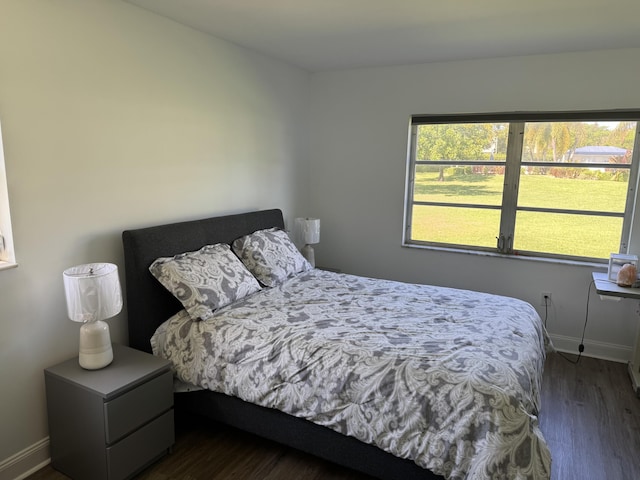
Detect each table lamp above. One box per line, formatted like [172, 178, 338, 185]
[63, 263, 122, 370]
[295, 217, 320, 267]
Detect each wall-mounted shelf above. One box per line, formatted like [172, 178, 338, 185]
[592, 271, 640, 396]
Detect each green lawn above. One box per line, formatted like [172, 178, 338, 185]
[411, 171, 626, 259]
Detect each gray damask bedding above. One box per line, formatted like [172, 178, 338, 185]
[152, 269, 552, 480]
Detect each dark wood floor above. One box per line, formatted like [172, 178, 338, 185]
[539, 353, 640, 480]
[28, 352, 640, 480]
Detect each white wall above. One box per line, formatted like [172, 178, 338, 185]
[308, 49, 640, 362]
[0, 0, 309, 472]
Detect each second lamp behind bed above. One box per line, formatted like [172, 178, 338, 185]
[294, 217, 320, 267]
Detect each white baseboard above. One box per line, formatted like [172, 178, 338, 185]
[549, 333, 632, 363]
[0, 438, 49, 480]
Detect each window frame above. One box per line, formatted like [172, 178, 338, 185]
[0, 118, 16, 269]
[404, 110, 640, 263]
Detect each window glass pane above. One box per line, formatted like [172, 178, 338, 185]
[411, 205, 500, 249]
[416, 123, 509, 163]
[413, 165, 505, 206]
[517, 167, 629, 213]
[0, 119, 15, 265]
[514, 211, 622, 258]
[522, 121, 636, 165]
[517, 120, 636, 258]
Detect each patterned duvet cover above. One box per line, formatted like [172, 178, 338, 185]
[153, 269, 552, 480]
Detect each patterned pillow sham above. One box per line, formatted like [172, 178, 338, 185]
[149, 243, 261, 321]
[232, 228, 312, 287]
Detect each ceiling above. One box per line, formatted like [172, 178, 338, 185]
[124, 0, 640, 72]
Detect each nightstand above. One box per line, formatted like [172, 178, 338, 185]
[44, 344, 174, 480]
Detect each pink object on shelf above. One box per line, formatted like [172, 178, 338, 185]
[617, 263, 637, 287]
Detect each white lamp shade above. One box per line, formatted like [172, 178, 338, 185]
[295, 217, 320, 245]
[63, 263, 122, 323]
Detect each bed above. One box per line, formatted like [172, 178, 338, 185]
[122, 208, 551, 480]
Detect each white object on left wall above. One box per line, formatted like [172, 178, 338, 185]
[0, 119, 16, 269]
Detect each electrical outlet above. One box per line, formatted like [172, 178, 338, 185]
[540, 292, 552, 306]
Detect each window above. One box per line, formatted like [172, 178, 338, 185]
[404, 111, 640, 262]
[0, 119, 16, 268]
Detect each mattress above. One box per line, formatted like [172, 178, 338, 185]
[152, 269, 552, 480]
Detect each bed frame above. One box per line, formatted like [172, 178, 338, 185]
[122, 209, 442, 480]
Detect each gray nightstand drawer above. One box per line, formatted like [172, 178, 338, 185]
[107, 409, 174, 480]
[104, 370, 173, 443]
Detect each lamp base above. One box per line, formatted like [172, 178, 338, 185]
[301, 244, 316, 268]
[78, 320, 113, 370]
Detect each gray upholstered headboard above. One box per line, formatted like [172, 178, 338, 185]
[122, 209, 285, 353]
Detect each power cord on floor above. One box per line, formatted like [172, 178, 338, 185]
[544, 280, 592, 364]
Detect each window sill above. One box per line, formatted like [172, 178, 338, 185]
[0, 260, 18, 271]
[402, 242, 606, 269]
